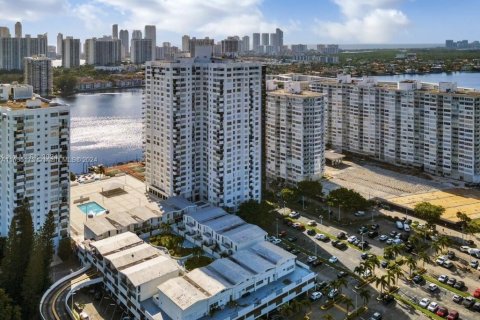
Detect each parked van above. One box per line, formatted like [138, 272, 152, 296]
[395, 221, 404, 230]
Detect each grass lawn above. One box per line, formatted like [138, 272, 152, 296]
[185, 256, 214, 270]
[150, 234, 195, 257]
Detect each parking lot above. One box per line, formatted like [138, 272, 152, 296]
[271, 207, 480, 320]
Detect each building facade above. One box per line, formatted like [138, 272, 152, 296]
[23, 55, 53, 95]
[0, 84, 70, 243]
[293, 74, 480, 182]
[85, 37, 122, 66]
[265, 80, 325, 184]
[119, 29, 129, 58]
[14, 22, 22, 38]
[62, 37, 80, 69]
[144, 51, 263, 210]
[131, 39, 152, 64]
[0, 34, 48, 70]
[144, 25, 157, 61]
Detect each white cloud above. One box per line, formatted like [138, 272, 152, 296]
[315, 0, 409, 43]
[91, 0, 278, 37]
[0, 0, 67, 21]
[72, 2, 108, 32]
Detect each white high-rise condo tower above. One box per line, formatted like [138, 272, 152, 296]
[144, 47, 263, 210]
[0, 83, 70, 245]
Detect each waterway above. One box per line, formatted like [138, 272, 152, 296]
[54, 89, 143, 173]
[58, 72, 480, 174]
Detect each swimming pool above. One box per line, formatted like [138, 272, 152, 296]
[77, 201, 106, 216]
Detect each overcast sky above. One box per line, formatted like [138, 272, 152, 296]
[0, 0, 479, 47]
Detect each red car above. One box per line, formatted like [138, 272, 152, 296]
[446, 311, 459, 320]
[279, 230, 287, 237]
[436, 306, 448, 317]
[473, 288, 480, 298]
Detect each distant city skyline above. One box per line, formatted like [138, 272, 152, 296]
[1, 0, 479, 47]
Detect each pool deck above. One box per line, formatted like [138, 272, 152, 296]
[70, 174, 164, 243]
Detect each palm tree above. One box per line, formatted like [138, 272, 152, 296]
[343, 297, 354, 316]
[391, 243, 405, 258]
[366, 255, 380, 276]
[417, 250, 432, 268]
[359, 288, 371, 306]
[388, 265, 403, 285]
[279, 303, 294, 318]
[354, 264, 366, 278]
[375, 275, 389, 295]
[160, 222, 171, 234]
[405, 255, 417, 277]
[436, 235, 451, 253]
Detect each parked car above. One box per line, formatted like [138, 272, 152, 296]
[335, 242, 347, 250]
[436, 307, 448, 318]
[462, 296, 475, 308]
[446, 278, 457, 286]
[395, 221, 404, 230]
[315, 281, 328, 291]
[328, 256, 338, 263]
[472, 302, 480, 312]
[311, 260, 322, 267]
[403, 224, 411, 232]
[306, 229, 316, 236]
[368, 230, 379, 238]
[331, 240, 340, 247]
[452, 295, 463, 304]
[347, 235, 358, 243]
[271, 238, 282, 245]
[428, 284, 439, 292]
[279, 230, 287, 237]
[443, 260, 454, 269]
[438, 275, 449, 283]
[419, 297, 431, 308]
[337, 271, 348, 278]
[427, 301, 439, 312]
[368, 312, 382, 320]
[337, 232, 347, 239]
[361, 253, 370, 260]
[291, 248, 300, 255]
[358, 241, 369, 250]
[380, 293, 394, 304]
[473, 288, 480, 298]
[309, 291, 322, 301]
[307, 220, 317, 226]
[447, 251, 456, 259]
[412, 275, 424, 284]
[460, 246, 471, 253]
[381, 260, 389, 268]
[358, 226, 369, 234]
[453, 281, 464, 290]
[307, 256, 318, 263]
[289, 211, 300, 219]
[436, 257, 446, 265]
[470, 260, 479, 269]
[354, 211, 366, 217]
[315, 233, 328, 241]
[379, 234, 388, 241]
[327, 288, 339, 299]
[370, 223, 380, 230]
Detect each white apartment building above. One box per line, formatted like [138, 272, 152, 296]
[265, 80, 325, 184]
[82, 231, 315, 320]
[285, 74, 480, 182]
[144, 48, 263, 210]
[0, 84, 70, 243]
[23, 55, 53, 95]
[183, 205, 267, 254]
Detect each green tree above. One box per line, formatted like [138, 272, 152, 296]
[413, 202, 445, 230]
[280, 188, 297, 203]
[343, 297, 354, 316]
[359, 288, 371, 306]
[57, 237, 73, 262]
[326, 188, 370, 214]
[39, 210, 56, 290]
[417, 250, 432, 268]
[365, 255, 380, 277]
[375, 275, 389, 295]
[0, 289, 21, 320]
[405, 255, 417, 277]
[0, 198, 34, 302]
[55, 74, 77, 96]
[297, 180, 323, 199]
[21, 237, 45, 320]
[237, 200, 276, 230]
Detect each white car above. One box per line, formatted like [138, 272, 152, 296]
[354, 211, 365, 216]
[307, 220, 317, 226]
[379, 235, 388, 241]
[419, 297, 431, 308]
[271, 238, 281, 245]
[435, 257, 446, 265]
[328, 256, 338, 263]
[438, 275, 448, 283]
[309, 291, 322, 301]
[460, 246, 471, 253]
[307, 256, 318, 263]
[292, 222, 302, 228]
[386, 238, 394, 245]
[427, 301, 439, 312]
[289, 211, 300, 218]
[428, 283, 438, 292]
[347, 235, 358, 243]
[315, 233, 328, 241]
[362, 269, 372, 278]
[403, 224, 411, 232]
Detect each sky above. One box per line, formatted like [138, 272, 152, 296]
[0, 0, 479, 47]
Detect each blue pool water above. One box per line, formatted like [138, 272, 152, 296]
[78, 201, 106, 215]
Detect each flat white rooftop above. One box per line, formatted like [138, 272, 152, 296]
[90, 231, 143, 256]
[121, 255, 179, 287]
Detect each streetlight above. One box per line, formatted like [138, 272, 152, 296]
[276, 217, 279, 238]
[319, 215, 323, 225]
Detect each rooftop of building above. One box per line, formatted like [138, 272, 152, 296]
[89, 231, 144, 256]
[267, 88, 323, 97]
[221, 223, 267, 244]
[121, 255, 180, 287]
[185, 206, 227, 223]
[104, 242, 161, 271]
